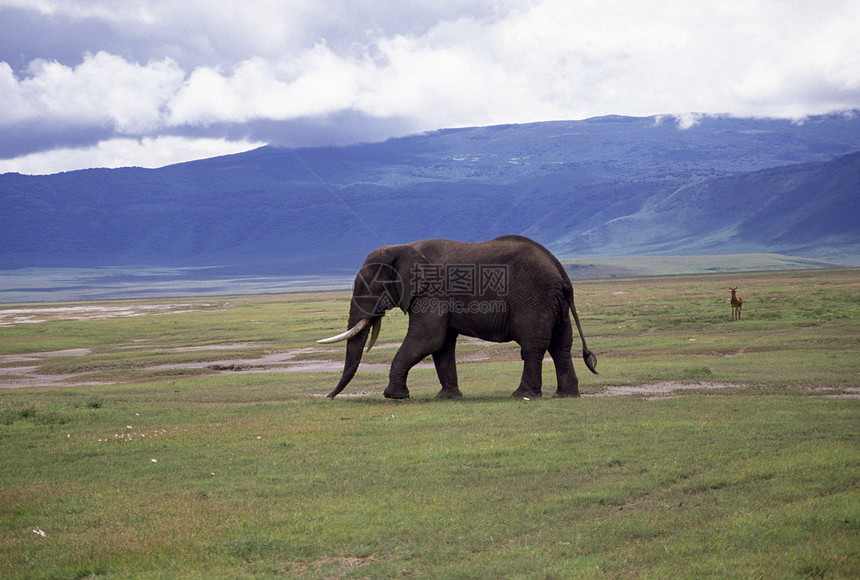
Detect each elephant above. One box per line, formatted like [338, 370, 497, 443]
[317, 235, 597, 399]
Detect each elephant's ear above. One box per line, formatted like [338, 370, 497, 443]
[393, 245, 429, 312]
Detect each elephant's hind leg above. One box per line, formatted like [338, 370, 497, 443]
[549, 344, 580, 398]
[511, 340, 549, 398]
[433, 330, 463, 398]
[549, 318, 580, 398]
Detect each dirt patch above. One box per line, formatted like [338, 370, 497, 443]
[0, 348, 93, 364]
[0, 348, 108, 388]
[0, 303, 223, 327]
[0, 345, 397, 388]
[119, 342, 268, 352]
[311, 390, 376, 398]
[587, 382, 744, 399]
[0, 372, 111, 389]
[145, 347, 398, 375]
[587, 382, 858, 399]
[804, 386, 860, 399]
[3, 346, 858, 399]
[287, 555, 375, 577]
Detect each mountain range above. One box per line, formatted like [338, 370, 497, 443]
[1, 113, 859, 278]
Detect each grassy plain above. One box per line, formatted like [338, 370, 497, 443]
[0, 268, 858, 578]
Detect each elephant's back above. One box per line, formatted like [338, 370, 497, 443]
[490, 236, 571, 282]
[411, 235, 572, 291]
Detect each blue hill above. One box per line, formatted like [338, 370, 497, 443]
[1, 113, 859, 276]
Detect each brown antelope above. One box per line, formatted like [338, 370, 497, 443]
[730, 287, 743, 320]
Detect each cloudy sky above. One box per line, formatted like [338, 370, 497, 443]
[1, 0, 858, 174]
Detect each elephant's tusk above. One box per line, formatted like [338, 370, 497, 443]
[366, 318, 382, 352]
[317, 318, 371, 344]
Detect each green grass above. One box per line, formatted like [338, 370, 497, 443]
[1, 269, 858, 578]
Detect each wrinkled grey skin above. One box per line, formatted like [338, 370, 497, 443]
[320, 235, 597, 399]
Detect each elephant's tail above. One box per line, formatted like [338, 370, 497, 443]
[568, 287, 598, 375]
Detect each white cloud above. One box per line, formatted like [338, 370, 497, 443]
[0, 136, 265, 174]
[2, 51, 184, 132]
[0, 62, 37, 122]
[729, 3, 860, 117]
[168, 45, 369, 126]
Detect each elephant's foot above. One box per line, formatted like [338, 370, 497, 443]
[511, 386, 542, 399]
[552, 389, 580, 398]
[435, 387, 463, 399]
[383, 384, 410, 399]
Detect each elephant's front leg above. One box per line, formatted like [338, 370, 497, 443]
[383, 319, 444, 399]
[384, 348, 421, 399]
[433, 330, 462, 398]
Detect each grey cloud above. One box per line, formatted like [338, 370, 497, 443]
[0, 119, 114, 159]
[0, 7, 120, 73]
[157, 111, 422, 151]
[0, 1, 501, 72]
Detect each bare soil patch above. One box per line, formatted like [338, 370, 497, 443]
[3, 346, 857, 399]
[587, 382, 745, 399]
[804, 386, 860, 399]
[0, 348, 93, 364]
[0, 348, 105, 388]
[0, 303, 223, 326]
[0, 345, 391, 388]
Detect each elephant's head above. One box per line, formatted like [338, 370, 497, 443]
[318, 244, 427, 398]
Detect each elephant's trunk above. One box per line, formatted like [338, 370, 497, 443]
[326, 324, 370, 398]
[321, 314, 383, 398]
